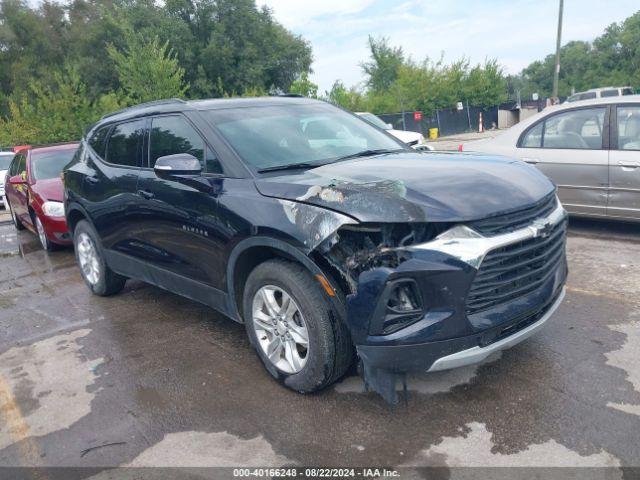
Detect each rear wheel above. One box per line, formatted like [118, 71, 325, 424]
[243, 259, 353, 392]
[8, 200, 25, 231]
[73, 220, 126, 296]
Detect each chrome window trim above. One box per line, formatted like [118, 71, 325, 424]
[405, 197, 567, 269]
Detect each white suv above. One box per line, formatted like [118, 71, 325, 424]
[566, 86, 634, 103]
[0, 152, 15, 209]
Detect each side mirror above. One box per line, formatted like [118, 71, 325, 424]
[9, 174, 26, 185]
[385, 123, 393, 130]
[154, 153, 202, 177]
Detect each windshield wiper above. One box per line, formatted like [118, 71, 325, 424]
[257, 161, 324, 173]
[334, 148, 405, 162]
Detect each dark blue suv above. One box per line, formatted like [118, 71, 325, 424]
[64, 96, 567, 401]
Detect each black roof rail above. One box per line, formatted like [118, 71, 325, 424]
[277, 93, 304, 98]
[100, 98, 187, 120]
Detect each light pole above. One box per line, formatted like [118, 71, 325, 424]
[552, 0, 564, 101]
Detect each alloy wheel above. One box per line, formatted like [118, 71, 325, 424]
[76, 232, 100, 285]
[252, 285, 309, 374]
[35, 216, 48, 250]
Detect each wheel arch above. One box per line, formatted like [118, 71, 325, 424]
[65, 203, 91, 234]
[226, 237, 344, 322]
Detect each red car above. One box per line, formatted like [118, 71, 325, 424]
[4, 143, 79, 251]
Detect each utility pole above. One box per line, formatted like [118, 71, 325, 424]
[552, 0, 564, 101]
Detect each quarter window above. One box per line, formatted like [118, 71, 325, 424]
[105, 120, 146, 167]
[149, 115, 222, 173]
[89, 126, 111, 159]
[521, 123, 543, 148]
[616, 106, 640, 151]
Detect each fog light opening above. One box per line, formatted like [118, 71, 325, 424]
[387, 281, 421, 313]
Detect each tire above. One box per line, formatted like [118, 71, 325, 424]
[34, 214, 56, 252]
[8, 200, 25, 231]
[243, 259, 353, 392]
[73, 220, 126, 296]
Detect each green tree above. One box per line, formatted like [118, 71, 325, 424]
[512, 10, 640, 98]
[107, 28, 188, 103]
[0, 65, 123, 145]
[289, 72, 318, 98]
[362, 36, 404, 92]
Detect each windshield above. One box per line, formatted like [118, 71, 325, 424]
[0, 153, 13, 170]
[358, 112, 391, 130]
[203, 103, 404, 171]
[31, 148, 77, 180]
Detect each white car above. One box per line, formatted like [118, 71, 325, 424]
[0, 151, 15, 210]
[463, 95, 640, 222]
[566, 86, 634, 103]
[356, 112, 433, 150]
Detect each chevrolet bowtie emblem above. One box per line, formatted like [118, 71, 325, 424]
[530, 219, 553, 238]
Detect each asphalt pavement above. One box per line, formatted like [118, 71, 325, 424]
[0, 213, 639, 479]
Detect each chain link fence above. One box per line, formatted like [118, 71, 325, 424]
[375, 97, 560, 138]
[378, 105, 499, 138]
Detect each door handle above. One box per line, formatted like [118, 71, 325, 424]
[85, 177, 99, 184]
[522, 157, 539, 164]
[618, 161, 640, 169]
[137, 189, 155, 200]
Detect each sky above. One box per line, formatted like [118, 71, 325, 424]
[258, 0, 640, 93]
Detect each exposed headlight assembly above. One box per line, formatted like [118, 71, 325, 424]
[42, 201, 65, 218]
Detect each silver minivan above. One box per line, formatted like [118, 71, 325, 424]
[465, 96, 640, 222]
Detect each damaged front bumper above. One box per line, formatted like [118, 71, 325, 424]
[344, 202, 568, 401]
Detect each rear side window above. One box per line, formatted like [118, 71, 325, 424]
[88, 126, 111, 159]
[105, 120, 146, 167]
[622, 88, 634, 96]
[601, 89, 619, 98]
[616, 106, 640, 151]
[149, 115, 222, 174]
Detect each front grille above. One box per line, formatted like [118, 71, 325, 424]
[466, 219, 567, 315]
[470, 193, 558, 235]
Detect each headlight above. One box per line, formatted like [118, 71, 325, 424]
[42, 201, 65, 218]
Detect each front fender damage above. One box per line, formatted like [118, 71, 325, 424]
[313, 221, 453, 404]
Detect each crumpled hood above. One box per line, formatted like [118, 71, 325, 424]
[31, 178, 64, 202]
[255, 152, 555, 223]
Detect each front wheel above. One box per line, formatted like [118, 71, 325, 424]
[243, 259, 353, 393]
[34, 215, 56, 252]
[73, 220, 126, 296]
